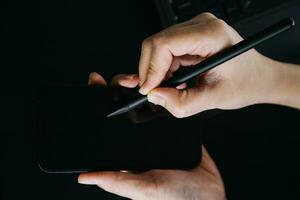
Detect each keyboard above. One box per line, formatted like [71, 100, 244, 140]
[155, 0, 293, 27]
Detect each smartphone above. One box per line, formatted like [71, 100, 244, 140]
[36, 85, 202, 173]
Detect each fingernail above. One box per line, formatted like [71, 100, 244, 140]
[78, 178, 97, 185]
[139, 87, 148, 95]
[139, 79, 148, 94]
[148, 92, 165, 106]
[125, 74, 135, 80]
[89, 72, 97, 79]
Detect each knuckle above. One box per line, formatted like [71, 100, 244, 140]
[202, 12, 217, 18]
[196, 12, 217, 20]
[147, 63, 158, 74]
[142, 37, 151, 49]
[151, 34, 167, 48]
[148, 61, 168, 75]
[211, 18, 227, 31]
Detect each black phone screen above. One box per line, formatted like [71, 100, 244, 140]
[36, 85, 202, 173]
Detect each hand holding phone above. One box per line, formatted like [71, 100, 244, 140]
[36, 73, 202, 173]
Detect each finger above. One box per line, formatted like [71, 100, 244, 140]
[110, 74, 139, 88]
[177, 54, 203, 66]
[194, 145, 222, 179]
[138, 38, 153, 86]
[139, 22, 223, 95]
[156, 20, 229, 59]
[88, 72, 107, 86]
[147, 87, 200, 118]
[139, 37, 173, 95]
[166, 55, 203, 78]
[200, 145, 217, 170]
[137, 22, 202, 85]
[190, 12, 218, 23]
[78, 171, 151, 200]
[165, 57, 180, 79]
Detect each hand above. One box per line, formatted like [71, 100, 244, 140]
[78, 145, 226, 200]
[88, 71, 139, 88]
[138, 12, 294, 118]
[81, 72, 226, 200]
[88, 72, 170, 123]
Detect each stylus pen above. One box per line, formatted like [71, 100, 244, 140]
[107, 17, 295, 118]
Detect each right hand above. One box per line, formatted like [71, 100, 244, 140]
[139, 13, 288, 118]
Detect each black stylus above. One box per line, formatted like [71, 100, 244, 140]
[107, 18, 295, 118]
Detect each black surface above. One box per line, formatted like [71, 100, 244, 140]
[202, 104, 300, 200]
[37, 85, 201, 172]
[1, 0, 300, 199]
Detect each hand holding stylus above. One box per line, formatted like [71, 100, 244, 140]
[138, 13, 299, 118]
[78, 12, 300, 200]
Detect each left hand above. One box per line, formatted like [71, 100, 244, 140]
[78, 72, 226, 200]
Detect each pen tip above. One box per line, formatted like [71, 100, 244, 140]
[106, 113, 114, 118]
[106, 107, 129, 118]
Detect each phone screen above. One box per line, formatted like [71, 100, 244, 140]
[36, 85, 202, 173]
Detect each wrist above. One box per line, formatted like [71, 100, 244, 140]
[264, 59, 300, 108]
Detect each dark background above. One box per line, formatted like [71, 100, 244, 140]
[1, 0, 300, 199]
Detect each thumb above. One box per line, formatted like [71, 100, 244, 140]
[147, 87, 200, 118]
[78, 171, 151, 200]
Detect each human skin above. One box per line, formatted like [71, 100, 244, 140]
[137, 13, 300, 118]
[80, 71, 226, 200]
[79, 65, 300, 200]
[77, 12, 300, 199]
